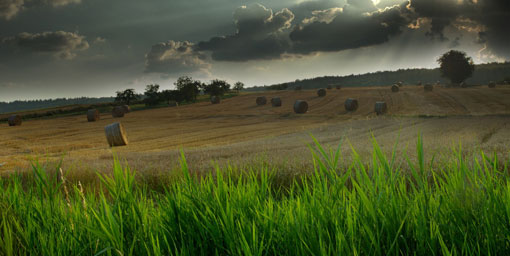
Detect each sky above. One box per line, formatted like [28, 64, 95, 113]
[0, 0, 509, 101]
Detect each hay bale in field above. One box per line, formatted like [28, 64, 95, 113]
[317, 88, 326, 97]
[271, 97, 282, 107]
[8, 115, 22, 126]
[391, 85, 399, 92]
[87, 109, 100, 122]
[374, 102, 387, 115]
[336, 85, 341, 90]
[122, 105, 131, 113]
[424, 84, 433, 92]
[104, 122, 128, 147]
[327, 85, 332, 90]
[488, 81, 496, 88]
[211, 96, 220, 104]
[294, 100, 308, 114]
[112, 106, 125, 118]
[345, 98, 358, 112]
[256, 96, 267, 105]
[397, 81, 403, 87]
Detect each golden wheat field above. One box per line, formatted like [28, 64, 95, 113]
[1, 85, 510, 177]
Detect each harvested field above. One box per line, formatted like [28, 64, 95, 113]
[1, 85, 510, 174]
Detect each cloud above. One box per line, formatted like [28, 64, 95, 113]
[290, 3, 410, 54]
[407, 0, 510, 58]
[0, 0, 23, 20]
[44, 0, 81, 7]
[289, 0, 344, 22]
[144, 40, 211, 76]
[196, 4, 294, 61]
[2, 31, 89, 59]
[302, 7, 343, 24]
[194, 2, 412, 60]
[148, 0, 510, 67]
[0, 0, 80, 20]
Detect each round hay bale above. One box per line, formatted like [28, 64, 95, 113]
[397, 81, 403, 87]
[8, 115, 22, 126]
[271, 97, 282, 107]
[122, 105, 131, 113]
[112, 106, 125, 118]
[488, 81, 496, 88]
[294, 86, 302, 91]
[374, 102, 387, 115]
[327, 85, 332, 90]
[104, 122, 128, 147]
[256, 96, 267, 106]
[294, 100, 308, 114]
[391, 85, 399, 92]
[87, 109, 100, 122]
[345, 98, 358, 112]
[424, 84, 433, 92]
[317, 88, 326, 97]
[336, 85, 341, 90]
[211, 96, 220, 104]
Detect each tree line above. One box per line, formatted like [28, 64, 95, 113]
[247, 60, 510, 91]
[115, 76, 244, 106]
[0, 97, 115, 114]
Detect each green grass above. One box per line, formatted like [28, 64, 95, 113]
[1, 135, 510, 255]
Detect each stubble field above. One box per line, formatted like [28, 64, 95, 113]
[1, 85, 509, 176]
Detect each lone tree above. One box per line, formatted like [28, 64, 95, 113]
[233, 81, 244, 93]
[115, 89, 139, 105]
[204, 79, 230, 96]
[175, 76, 201, 102]
[437, 50, 475, 85]
[144, 84, 160, 106]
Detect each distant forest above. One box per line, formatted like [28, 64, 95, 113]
[0, 97, 115, 114]
[248, 62, 510, 91]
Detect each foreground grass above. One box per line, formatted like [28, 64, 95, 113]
[1, 136, 510, 255]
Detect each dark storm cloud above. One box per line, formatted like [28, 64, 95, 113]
[2, 31, 89, 59]
[144, 40, 210, 75]
[0, 0, 80, 20]
[290, 2, 410, 54]
[408, 0, 510, 58]
[196, 4, 294, 61]
[145, 2, 413, 71]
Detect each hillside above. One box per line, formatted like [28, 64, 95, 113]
[249, 62, 510, 91]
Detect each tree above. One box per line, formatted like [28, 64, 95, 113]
[175, 76, 201, 102]
[161, 89, 183, 104]
[233, 81, 244, 93]
[204, 79, 230, 96]
[437, 50, 475, 84]
[144, 84, 160, 106]
[115, 89, 139, 105]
